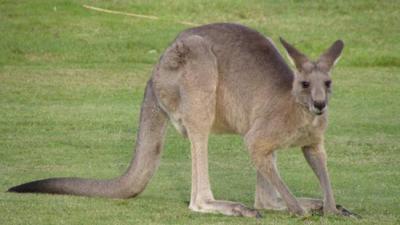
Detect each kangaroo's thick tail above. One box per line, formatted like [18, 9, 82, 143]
[8, 80, 168, 198]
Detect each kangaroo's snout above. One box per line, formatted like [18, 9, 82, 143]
[313, 101, 326, 111]
[311, 100, 327, 115]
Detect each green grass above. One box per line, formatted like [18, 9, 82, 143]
[0, 0, 399, 224]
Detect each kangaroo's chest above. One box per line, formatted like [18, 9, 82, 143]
[279, 117, 326, 149]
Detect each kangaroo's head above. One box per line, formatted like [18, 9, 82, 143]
[280, 38, 344, 116]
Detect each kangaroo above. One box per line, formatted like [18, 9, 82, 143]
[8, 23, 358, 218]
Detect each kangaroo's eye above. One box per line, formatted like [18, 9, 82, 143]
[301, 81, 310, 89]
[325, 80, 332, 88]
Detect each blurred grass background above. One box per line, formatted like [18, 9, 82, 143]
[0, 0, 399, 224]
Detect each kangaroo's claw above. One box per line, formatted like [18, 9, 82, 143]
[336, 204, 361, 219]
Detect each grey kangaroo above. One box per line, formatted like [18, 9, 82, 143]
[9, 23, 358, 218]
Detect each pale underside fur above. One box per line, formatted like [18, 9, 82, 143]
[8, 23, 359, 218]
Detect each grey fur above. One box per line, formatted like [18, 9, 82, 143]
[9, 23, 358, 218]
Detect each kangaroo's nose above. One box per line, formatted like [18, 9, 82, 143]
[313, 101, 326, 111]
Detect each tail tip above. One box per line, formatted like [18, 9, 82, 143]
[7, 183, 34, 193]
[7, 185, 20, 193]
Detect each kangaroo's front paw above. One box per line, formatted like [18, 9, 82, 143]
[336, 204, 361, 219]
[322, 204, 361, 218]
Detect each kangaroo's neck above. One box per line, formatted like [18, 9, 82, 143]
[261, 94, 328, 148]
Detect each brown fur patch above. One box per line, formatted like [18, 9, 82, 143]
[154, 142, 162, 155]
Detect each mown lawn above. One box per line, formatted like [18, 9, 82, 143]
[0, 0, 399, 224]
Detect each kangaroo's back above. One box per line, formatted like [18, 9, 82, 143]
[178, 23, 295, 134]
[180, 23, 294, 88]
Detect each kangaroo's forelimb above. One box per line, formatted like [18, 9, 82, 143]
[302, 144, 338, 214]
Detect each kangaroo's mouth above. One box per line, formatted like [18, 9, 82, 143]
[310, 106, 327, 116]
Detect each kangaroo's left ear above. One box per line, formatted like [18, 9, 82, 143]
[280, 37, 311, 72]
[317, 40, 344, 72]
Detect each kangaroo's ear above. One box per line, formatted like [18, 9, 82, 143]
[317, 40, 344, 71]
[280, 37, 310, 72]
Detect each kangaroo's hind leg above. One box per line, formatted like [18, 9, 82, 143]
[154, 35, 260, 218]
